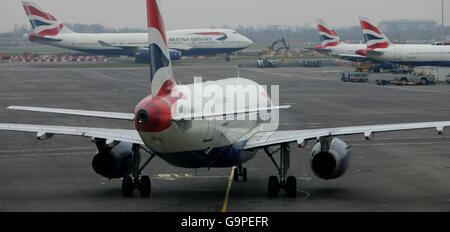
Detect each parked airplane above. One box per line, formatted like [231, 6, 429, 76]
[313, 18, 367, 61]
[22, 1, 253, 62]
[356, 17, 450, 66]
[2, 0, 450, 198]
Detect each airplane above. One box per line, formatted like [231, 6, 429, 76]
[313, 18, 396, 71]
[22, 1, 253, 62]
[312, 18, 367, 62]
[356, 17, 450, 66]
[1, 0, 450, 199]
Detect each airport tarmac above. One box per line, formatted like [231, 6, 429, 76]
[1, 61, 450, 212]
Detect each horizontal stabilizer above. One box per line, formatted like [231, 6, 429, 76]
[304, 47, 332, 53]
[172, 105, 291, 121]
[367, 50, 384, 56]
[28, 34, 62, 42]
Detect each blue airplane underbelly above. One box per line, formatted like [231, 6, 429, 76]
[180, 47, 246, 56]
[395, 61, 450, 67]
[155, 141, 247, 168]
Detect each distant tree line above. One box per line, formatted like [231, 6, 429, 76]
[232, 24, 450, 47]
[0, 23, 146, 38]
[64, 23, 147, 33]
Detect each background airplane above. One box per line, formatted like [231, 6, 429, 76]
[22, 1, 253, 62]
[1, 0, 450, 199]
[313, 18, 396, 71]
[313, 18, 367, 61]
[356, 17, 450, 66]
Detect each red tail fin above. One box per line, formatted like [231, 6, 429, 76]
[146, 0, 175, 95]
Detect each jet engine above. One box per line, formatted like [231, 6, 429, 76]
[310, 137, 351, 180]
[91, 142, 138, 179]
[135, 48, 182, 63]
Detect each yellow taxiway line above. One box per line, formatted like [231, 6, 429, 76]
[221, 167, 235, 212]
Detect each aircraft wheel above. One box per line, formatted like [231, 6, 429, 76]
[285, 176, 297, 198]
[233, 167, 239, 182]
[268, 176, 280, 198]
[122, 176, 134, 197]
[242, 168, 247, 182]
[420, 78, 428, 85]
[138, 175, 151, 198]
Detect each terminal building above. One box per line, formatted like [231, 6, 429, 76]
[378, 19, 439, 42]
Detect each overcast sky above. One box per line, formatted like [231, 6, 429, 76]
[1, 0, 448, 32]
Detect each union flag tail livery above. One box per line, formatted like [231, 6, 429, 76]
[146, 0, 175, 95]
[359, 17, 391, 49]
[313, 18, 366, 61]
[317, 18, 342, 48]
[22, 1, 73, 37]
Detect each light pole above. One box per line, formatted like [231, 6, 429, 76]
[442, 0, 445, 41]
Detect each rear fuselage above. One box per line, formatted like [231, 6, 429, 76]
[328, 43, 367, 61]
[134, 78, 276, 168]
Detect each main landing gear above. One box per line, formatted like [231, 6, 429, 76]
[264, 143, 297, 198]
[122, 144, 156, 198]
[225, 53, 231, 62]
[233, 165, 247, 182]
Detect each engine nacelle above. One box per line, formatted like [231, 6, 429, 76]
[135, 48, 182, 63]
[91, 142, 138, 179]
[310, 137, 351, 180]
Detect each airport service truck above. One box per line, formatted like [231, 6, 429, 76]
[341, 72, 370, 82]
[376, 73, 436, 86]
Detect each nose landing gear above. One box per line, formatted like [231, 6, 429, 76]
[233, 165, 248, 182]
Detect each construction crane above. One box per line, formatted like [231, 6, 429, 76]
[269, 38, 290, 54]
[259, 38, 290, 58]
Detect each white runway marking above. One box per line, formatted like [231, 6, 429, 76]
[297, 188, 311, 200]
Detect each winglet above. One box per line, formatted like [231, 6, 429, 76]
[37, 131, 53, 141]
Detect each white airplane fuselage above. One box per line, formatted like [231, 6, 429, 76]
[29, 29, 253, 57]
[134, 78, 276, 168]
[366, 44, 450, 66]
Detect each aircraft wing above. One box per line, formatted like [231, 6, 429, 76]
[97, 40, 142, 50]
[244, 121, 450, 150]
[7, 106, 135, 121]
[168, 44, 193, 52]
[0, 123, 144, 145]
